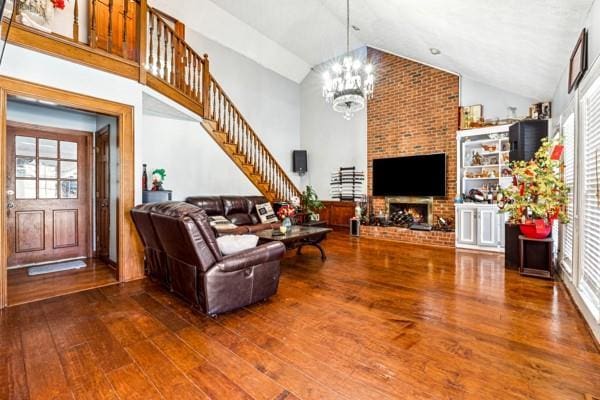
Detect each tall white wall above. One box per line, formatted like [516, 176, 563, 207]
[553, 1, 600, 117]
[460, 77, 539, 120]
[141, 113, 259, 199]
[299, 68, 367, 201]
[184, 29, 302, 189]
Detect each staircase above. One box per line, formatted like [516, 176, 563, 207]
[143, 7, 300, 202]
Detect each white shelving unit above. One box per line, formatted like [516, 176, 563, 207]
[455, 125, 512, 253]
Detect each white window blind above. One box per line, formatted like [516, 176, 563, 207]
[561, 113, 576, 276]
[581, 78, 600, 320]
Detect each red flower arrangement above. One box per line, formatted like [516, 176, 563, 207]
[51, 0, 67, 10]
[276, 204, 296, 220]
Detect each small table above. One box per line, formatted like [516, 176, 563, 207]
[519, 235, 553, 279]
[256, 226, 332, 260]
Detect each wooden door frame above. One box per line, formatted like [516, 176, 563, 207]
[95, 124, 111, 263]
[0, 75, 143, 309]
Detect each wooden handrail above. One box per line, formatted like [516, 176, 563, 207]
[207, 74, 300, 200]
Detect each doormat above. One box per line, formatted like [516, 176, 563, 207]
[27, 260, 87, 276]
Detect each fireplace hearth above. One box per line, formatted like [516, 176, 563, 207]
[385, 196, 433, 225]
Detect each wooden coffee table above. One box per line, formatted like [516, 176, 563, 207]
[256, 226, 332, 260]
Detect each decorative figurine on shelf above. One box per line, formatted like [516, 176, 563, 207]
[151, 168, 166, 191]
[142, 164, 148, 191]
[471, 151, 483, 166]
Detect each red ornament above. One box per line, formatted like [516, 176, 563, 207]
[51, 0, 66, 9]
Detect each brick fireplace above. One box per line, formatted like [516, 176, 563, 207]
[361, 48, 458, 248]
[386, 196, 433, 225]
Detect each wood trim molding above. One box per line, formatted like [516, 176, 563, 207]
[146, 74, 203, 116]
[0, 76, 143, 308]
[4, 22, 139, 81]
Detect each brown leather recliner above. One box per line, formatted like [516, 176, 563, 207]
[185, 195, 280, 234]
[130, 203, 169, 288]
[146, 201, 285, 315]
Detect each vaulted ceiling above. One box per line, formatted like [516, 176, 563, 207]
[210, 0, 593, 100]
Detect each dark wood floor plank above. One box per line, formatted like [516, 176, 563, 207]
[106, 363, 163, 400]
[18, 307, 72, 400]
[2, 231, 599, 399]
[176, 326, 286, 400]
[125, 339, 210, 399]
[59, 343, 118, 399]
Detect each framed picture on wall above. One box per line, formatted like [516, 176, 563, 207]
[568, 28, 588, 94]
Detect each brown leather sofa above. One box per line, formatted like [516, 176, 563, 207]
[185, 195, 280, 234]
[131, 201, 285, 315]
[130, 203, 169, 288]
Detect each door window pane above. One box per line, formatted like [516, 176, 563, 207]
[39, 180, 58, 199]
[16, 179, 36, 199]
[39, 139, 58, 158]
[60, 161, 78, 179]
[15, 136, 36, 156]
[60, 180, 78, 199]
[39, 159, 58, 179]
[16, 157, 36, 178]
[60, 141, 77, 160]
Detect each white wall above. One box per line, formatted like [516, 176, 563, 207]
[141, 113, 259, 199]
[299, 67, 367, 201]
[553, 1, 600, 117]
[184, 29, 302, 189]
[6, 101, 97, 131]
[460, 77, 539, 120]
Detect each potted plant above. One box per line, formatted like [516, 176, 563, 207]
[300, 185, 324, 221]
[498, 138, 569, 239]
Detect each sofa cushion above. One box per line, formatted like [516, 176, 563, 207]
[228, 213, 253, 226]
[216, 234, 259, 256]
[222, 196, 250, 216]
[185, 196, 224, 216]
[256, 202, 278, 224]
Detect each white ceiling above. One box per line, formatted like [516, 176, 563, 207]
[209, 0, 593, 100]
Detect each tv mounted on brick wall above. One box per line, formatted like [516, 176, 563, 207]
[372, 153, 446, 197]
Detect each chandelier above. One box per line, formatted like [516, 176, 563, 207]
[322, 0, 374, 120]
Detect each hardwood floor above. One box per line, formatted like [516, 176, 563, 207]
[1, 232, 599, 399]
[7, 258, 117, 306]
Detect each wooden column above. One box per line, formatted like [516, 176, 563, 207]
[107, 0, 114, 53]
[137, 0, 148, 83]
[122, 0, 129, 58]
[90, 0, 97, 48]
[202, 54, 210, 118]
[73, 0, 79, 42]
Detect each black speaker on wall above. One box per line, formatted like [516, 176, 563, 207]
[293, 150, 307, 175]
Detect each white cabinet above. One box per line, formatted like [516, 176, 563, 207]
[455, 204, 505, 252]
[477, 208, 497, 247]
[457, 207, 477, 245]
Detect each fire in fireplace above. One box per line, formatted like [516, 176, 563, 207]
[385, 196, 433, 225]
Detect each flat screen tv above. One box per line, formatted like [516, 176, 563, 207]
[372, 153, 446, 197]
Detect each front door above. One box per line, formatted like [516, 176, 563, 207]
[6, 123, 90, 267]
[95, 126, 110, 261]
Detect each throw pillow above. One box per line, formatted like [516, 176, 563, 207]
[216, 234, 259, 256]
[208, 215, 238, 232]
[256, 202, 278, 224]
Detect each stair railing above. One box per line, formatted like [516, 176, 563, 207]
[207, 75, 300, 201]
[144, 7, 208, 106]
[142, 6, 300, 201]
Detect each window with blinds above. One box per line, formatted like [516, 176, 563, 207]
[561, 113, 576, 276]
[581, 78, 600, 320]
